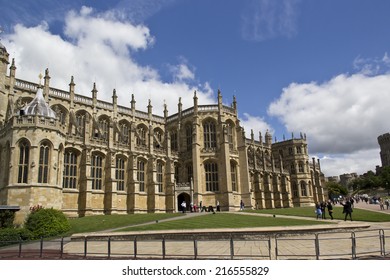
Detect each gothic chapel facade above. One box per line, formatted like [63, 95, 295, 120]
[0, 43, 325, 223]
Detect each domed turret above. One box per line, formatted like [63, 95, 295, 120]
[20, 87, 56, 118]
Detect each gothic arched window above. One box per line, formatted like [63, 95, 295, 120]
[116, 157, 125, 191]
[157, 161, 163, 192]
[186, 124, 192, 151]
[231, 161, 237, 192]
[203, 120, 216, 149]
[38, 141, 50, 183]
[18, 141, 30, 183]
[63, 150, 78, 189]
[300, 181, 307, 196]
[91, 154, 103, 190]
[137, 159, 146, 192]
[205, 162, 219, 192]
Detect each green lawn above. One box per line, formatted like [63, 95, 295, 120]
[115, 212, 330, 232]
[66, 213, 183, 235]
[246, 206, 390, 222]
[64, 207, 390, 235]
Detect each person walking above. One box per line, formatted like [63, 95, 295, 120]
[181, 201, 187, 213]
[240, 200, 244, 211]
[380, 199, 385, 210]
[315, 203, 322, 219]
[327, 200, 334, 220]
[320, 201, 326, 219]
[341, 199, 353, 221]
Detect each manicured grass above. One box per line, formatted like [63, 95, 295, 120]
[66, 213, 183, 235]
[116, 213, 330, 232]
[64, 206, 390, 235]
[247, 206, 390, 222]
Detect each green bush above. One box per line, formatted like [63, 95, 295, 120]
[24, 208, 71, 239]
[0, 228, 33, 247]
[0, 210, 16, 228]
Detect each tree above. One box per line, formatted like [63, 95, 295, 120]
[379, 166, 390, 193]
[0, 210, 15, 229]
[24, 207, 71, 239]
[361, 171, 382, 190]
[348, 177, 364, 192]
[326, 181, 348, 199]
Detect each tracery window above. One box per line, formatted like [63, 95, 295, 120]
[91, 154, 103, 190]
[298, 161, 304, 173]
[171, 130, 178, 152]
[205, 162, 219, 192]
[157, 161, 163, 192]
[226, 122, 234, 150]
[18, 141, 29, 183]
[300, 181, 307, 196]
[99, 118, 109, 141]
[137, 159, 145, 192]
[186, 124, 192, 151]
[75, 113, 85, 136]
[136, 126, 147, 147]
[174, 163, 179, 183]
[38, 142, 50, 183]
[63, 151, 78, 189]
[116, 157, 125, 191]
[292, 181, 299, 197]
[154, 129, 163, 149]
[56, 108, 66, 125]
[290, 163, 296, 174]
[203, 120, 217, 149]
[119, 123, 130, 144]
[231, 162, 237, 192]
[187, 163, 193, 183]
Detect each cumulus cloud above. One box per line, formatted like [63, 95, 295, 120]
[3, 6, 214, 114]
[169, 63, 195, 82]
[268, 73, 390, 175]
[318, 149, 381, 178]
[239, 113, 274, 139]
[241, 0, 300, 41]
[353, 53, 390, 76]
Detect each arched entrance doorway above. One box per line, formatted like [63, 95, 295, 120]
[177, 193, 191, 212]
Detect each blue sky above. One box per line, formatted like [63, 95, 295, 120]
[1, 0, 390, 177]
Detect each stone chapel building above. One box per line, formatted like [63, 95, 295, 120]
[0, 43, 325, 223]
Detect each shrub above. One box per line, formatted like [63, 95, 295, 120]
[24, 208, 71, 239]
[0, 210, 16, 228]
[0, 228, 33, 247]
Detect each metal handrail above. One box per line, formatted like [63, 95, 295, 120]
[0, 228, 389, 260]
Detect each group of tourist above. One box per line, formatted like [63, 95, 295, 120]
[315, 201, 334, 220]
[315, 198, 354, 221]
[180, 200, 223, 213]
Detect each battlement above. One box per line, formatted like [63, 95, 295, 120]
[378, 132, 390, 146]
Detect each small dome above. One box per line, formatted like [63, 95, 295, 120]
[21, 87, 56, 118]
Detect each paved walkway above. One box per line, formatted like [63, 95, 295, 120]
[61, 202, 390, 260]
[1, 202, 389, 259]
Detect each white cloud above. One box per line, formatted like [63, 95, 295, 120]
[169, 63, 195, 82]
[3, 6, 215, 114]
[241, 0, 300, 41]
[268, 73, 390, 176]
[353, 53, 390, 75]
[64, 6, 154, 53]
[318, 149, 381, 177]
[239, 113, 274, 139]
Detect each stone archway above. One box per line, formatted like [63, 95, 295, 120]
[177, 192, 191, 212]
